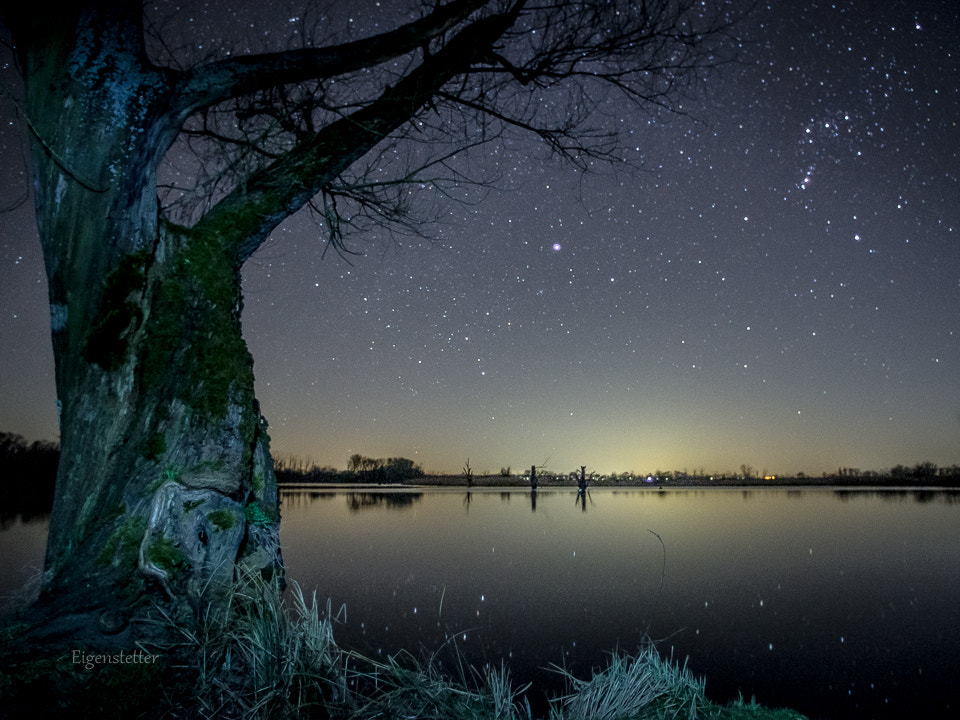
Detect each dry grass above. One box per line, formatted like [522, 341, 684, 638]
[551, 646, 706, 720]
[148, 573, 801, 720]
[153, 571, 338, 718]
[153, 570, 528, 719]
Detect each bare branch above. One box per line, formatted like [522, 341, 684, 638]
[164, 0, 739, 262]
[171, 0, 489, 118]
[190, 6, 522, 262]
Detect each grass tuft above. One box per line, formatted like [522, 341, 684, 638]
[139, 573, 804, 720]
[152, 570, 337, 718]
[552, 646, 706, 720]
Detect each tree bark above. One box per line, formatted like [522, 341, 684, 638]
[13, 2, 281, 641]
[9, 0, 504, 644]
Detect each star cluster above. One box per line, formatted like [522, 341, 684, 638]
[1, 1, 957, 476]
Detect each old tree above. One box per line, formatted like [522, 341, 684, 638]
[5, 1, 733, 641]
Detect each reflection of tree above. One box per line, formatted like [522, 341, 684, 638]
[345, 493, 423, 512]
[833, 488, 960, 504]
[0, 433, 59, 526]
[279, 489, 339, 511]
[576, 489, 592, 513]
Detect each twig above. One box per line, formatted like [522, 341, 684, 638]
[647, 529, 666, 595]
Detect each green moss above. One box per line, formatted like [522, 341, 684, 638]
[251, 468, 265, 492]
[244, 501, 272, 528]
[145, 537, 188, 574]
[207, 509, 237, 531]
[139, 230, 254, 422]
[96, 515, 146, 567]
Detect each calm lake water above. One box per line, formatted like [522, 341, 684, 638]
[3, 486, 959, 719]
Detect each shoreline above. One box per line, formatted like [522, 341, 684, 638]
[277, 474, 960, 490]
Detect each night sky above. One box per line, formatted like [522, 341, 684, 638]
[1, 1, 958, 477]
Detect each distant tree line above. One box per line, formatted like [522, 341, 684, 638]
[276, 457, 960, 487]
[599, 463, 960, 487]
[0, 432, 59, 525]
[274, 454, 424, 485]
[2, 431, 957, 506]
[887, 462, 960, 484]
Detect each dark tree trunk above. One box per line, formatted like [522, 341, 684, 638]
[8, 0, 501, 643]
[13, 2, 281, 642]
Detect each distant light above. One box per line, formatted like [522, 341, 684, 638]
[552, 243, 562, 252]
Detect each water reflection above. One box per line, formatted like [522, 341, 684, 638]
[575, 488, 591, 512]
[274, 487, 960, 720]
[3, 487, 960, 718]
[345, 492, 422, 512]
[280, 489, 425, 512]
[833, 488, 960, 504]
[281, 490, 338, 511]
